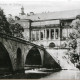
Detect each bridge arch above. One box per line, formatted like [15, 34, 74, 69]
[25, 46, 42, 66]
[0, 42, 13, 71]
[17, 48, 22, 68]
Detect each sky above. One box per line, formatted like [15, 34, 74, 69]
[0, 0, 80, 17]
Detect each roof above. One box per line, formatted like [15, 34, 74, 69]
[31, 20, 60, 27]
[19, 9, 80, 21]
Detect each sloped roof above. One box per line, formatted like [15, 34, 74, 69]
[19, 9, 80, 21]
[31, 20, 60, 27]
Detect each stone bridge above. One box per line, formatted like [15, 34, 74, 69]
[0, 33, 61, 72]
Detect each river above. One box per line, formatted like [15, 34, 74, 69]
[0, 69, 80, 79]
[40, 70, 80, 79]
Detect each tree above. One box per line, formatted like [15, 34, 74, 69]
[0, 7, 24, 39]
[0, 8, 11, 34]
[68, 15, 80, 64]
[70, 15, 80, 38]
[7, 14, 15, 24]
[69, 15, 80, 50]
[68, 39, 77, 50]
[10, 23, 24, 38]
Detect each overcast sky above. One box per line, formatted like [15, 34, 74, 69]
[0, 0, 80, 17]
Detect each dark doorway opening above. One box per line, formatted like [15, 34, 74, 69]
[0, 42, 13, 73]
[49, 42, 55, 48]
[25, 47, 42, 66]
[17, 48, 22, 68]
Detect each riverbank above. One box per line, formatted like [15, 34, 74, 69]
[0, 69, 80, 79]
[0, 69, 61, 79]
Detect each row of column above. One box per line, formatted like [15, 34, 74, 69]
[46, 28, 60, 40]
[31, 28, 60, 41]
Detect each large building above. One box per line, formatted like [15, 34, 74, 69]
[14, 7, 80, 47]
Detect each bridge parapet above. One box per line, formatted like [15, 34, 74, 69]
[0, 32, 44, 50]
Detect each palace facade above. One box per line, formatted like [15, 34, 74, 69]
[30, 19, 73, 47]
[14, 7, 80, 47]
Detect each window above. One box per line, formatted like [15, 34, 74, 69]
[40, 32, 43, 40]
[51, 29, 54, 39]
[44, 30, 45, 38]
[62, 29, 67, 39]
[31, 31, 36, 41]
[55, 29, 59, 39]
[36, 31, 39, 40]
[47, 29, 49, 39]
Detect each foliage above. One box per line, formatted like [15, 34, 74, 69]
[0, 8, 24, 38]
[40, 44, 44, 47]
[68, 15, 80, 64]
[68, 39, 77, 50]
[70, 53, 79, 64]
[7, 14, 15, 24]
[60, 42, 67, 48]
[0, 8, 11, 34]
[10, 23, 24, 38]
[70, 15, 80, 38]
[68, 15, 80, 50]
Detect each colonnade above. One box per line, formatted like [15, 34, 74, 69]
[31, 28, 60, 41]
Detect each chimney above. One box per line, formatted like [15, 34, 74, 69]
[15, 16, 20, 20]
[30, 12, 34, 15]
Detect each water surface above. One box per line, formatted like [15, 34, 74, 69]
[40, 70, 80, 79]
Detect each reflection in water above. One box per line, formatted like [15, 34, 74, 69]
[40, 70, 80, 79]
